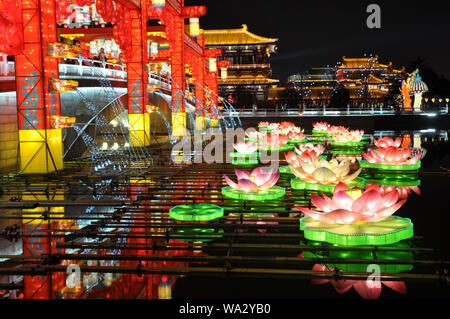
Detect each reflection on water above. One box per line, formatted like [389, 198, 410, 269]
[0, 129, 449, 299]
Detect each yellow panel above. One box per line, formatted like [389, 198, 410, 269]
[210, 119, 219, 127]
[195, 116, 206, 131]
[172, 112, 187, 137]
[128, 113, 150, 147]
[19, 129, 63, 174]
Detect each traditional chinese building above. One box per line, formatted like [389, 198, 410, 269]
[204, 24, 279, 108]
[285, 55, 406, 106]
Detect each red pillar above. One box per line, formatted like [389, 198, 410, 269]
[127, 6, 150, 146]
[170, 14, 186, 136]
[15, 0, 63, 173]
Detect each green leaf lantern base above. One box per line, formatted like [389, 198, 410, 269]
[279, 166, 294, 174]
[222, 186, 285, 201]
[365, 178, 421, 188]
[232, 158, 259, 166]
[244, 137, 258, 143]
[330, 140, 368, 147]
[291, 177, 365, 193]
[359, 160, 421, 171]
[330, 148, 364, 155]
[312, 128, 331, 136]
[288, 139, 309, 144]
[259, 144, 294, 152]
[169, 204, 224, 221]
[302, 241, 413, 273]
[229, 152, 259, 159]
[300, 216, 414, 246]
[172, 228, 224, 242]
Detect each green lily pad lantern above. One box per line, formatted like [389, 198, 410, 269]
[300, 216, 414, 246]
[169, 204, 224, 222]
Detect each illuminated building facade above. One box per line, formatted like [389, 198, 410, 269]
[204, 24, 279, 108]
[286, 55, 406, 106]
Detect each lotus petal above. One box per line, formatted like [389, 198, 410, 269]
[311, 193, 339, 213]
[237, 179, 259, 192]
[353, 280, 382, 299]
[383, 280, 407, 295]
[235, 169, 250, 181]
[331, 191, 355, 210]
[224, 175, 239, 189]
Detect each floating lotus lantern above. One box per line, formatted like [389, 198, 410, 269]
[169, 204, 224, 222]
[232, 141, 258, 155]
[377, 184, 421, 200]
[288, 130, 307, 143]
[267, 122, 280, 132]
[290, 158, 364, 192]
[258, 121, 270, 128]
[361, 175, 421, 200]
[280, 150, 322, 174]
[295, 143, 325, 157]
[280, 122, 296, 129]
[332, 154, 362, 167]
[245, 130, 265, 143]
[328, 125, 349, 135]
[360, 146, 422, 170]
[374, 137, 402, 149]
[222, 167, 285, 200]
[310, 263, 407, 299]
[312, 122, 330, 135]
[228, 213, 278, 233]
[331, 130, 367, 147]
[230, 141, 259, 165]
[298, 182, 413, 245]
[258, 134, 292, 151]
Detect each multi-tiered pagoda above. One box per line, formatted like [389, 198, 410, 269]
[204, 24, 279, 108]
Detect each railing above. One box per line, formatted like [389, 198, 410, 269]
[59, 57, 127, 81]
[234, 105, 449, 117]
[0, 58, 173, 91]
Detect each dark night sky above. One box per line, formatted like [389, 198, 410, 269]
[187, 0, 450, 83]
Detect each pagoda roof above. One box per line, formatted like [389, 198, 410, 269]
[204, 24, 278, 46]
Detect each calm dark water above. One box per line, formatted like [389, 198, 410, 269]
[173, 130, 450, 299]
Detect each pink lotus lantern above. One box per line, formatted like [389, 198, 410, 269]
[258, 134, 289, 148]
[296, 183, 406, 225]
[233, 141, 258, 155]
[313, 122, 330, 131]
[290, 158, 361, 185]
[285, 150, 320, 167]
[374, 137, 402, 148]
[288, 131, 307, 141]
[267, 123, 280, 131]
[280, 122, 295, 129]
[223, 167, 280, 193]
[375, 184, 421, 200]
[259, 121, 270, 127]
[310, 263, 406, 299]
[246, 130, 265, 140]
[362, 147, 421, 165]
[295, 143, 325, 157]
[328, 125, 349, 135]
[332, 130, 364, 143]
[228, 214, 278, 233]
